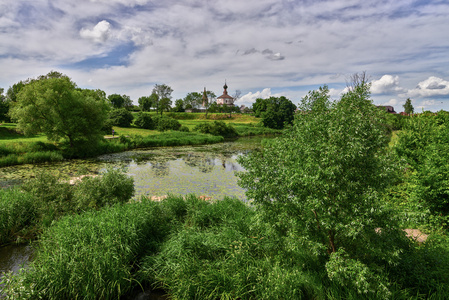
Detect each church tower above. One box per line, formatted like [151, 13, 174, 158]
[217, 81, 234, 106]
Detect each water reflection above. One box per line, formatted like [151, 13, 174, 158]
[0, 138, 265, 199]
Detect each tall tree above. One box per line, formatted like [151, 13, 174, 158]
[152, 84, 173, 116]
[183, 92, 202, 109]
[0, 88, 9, 122]
[108, 94, 132, 109]
[10, 72, 109, 147]
[238, 77, 400, 259]
[138, 95, 154, 112]
[260, 96, 296, 129]
[403, 98, 414, 115]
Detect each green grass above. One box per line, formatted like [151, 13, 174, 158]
[4, 194, 449, 299]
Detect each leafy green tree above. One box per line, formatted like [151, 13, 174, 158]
[0, 88, 10, 122]
[238, 80, 401, 258]
[108, 94, 132, 110]
[138, 95, 156, 112]
[6, 81, 26, 103]
[152, 84, 173, 116]
[261, 96, 296, 129]
[252, 98, 269, 117]
[10, 72, 109, 147]
[134, 112, 154, 129]
[172, 99, 185, 112]
[403, 98, 414, 115]
[183, 92, 202, 109]
[108, 108, 133, 127]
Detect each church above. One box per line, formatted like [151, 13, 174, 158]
[216, 82, 234, 106]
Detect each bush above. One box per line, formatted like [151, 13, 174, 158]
[108, 108, 133, 127]
[73, 168, 135, 211]
[153, 116, 181, 131]
[194, 121, 238, 138]
[134, 112, 155, 129]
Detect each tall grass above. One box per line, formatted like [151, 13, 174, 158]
[4, 195, 449, 299]
[1, 199, 173, 300]
[0, 169, 135, 246]
[0, 189, 37, 245]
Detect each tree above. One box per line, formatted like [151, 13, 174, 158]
[108, 108, 133, 127]
[260, 96, 296, 129]
[0, 88, 10, 122]
[108, 94, 133, 110]
[172, 99, 185, 112]
[152, 84, 173, 116]
[252, 98, 269, 117]
[10, 72, 109, 147]
[403, 98, 414, 115]
[238, 79, 401, 259]
[138, 95, 154, 112]
[183, 92, 202, 109]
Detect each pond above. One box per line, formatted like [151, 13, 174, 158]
[0, 137, 266, 282]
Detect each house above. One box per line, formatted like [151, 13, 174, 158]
[376, 105, 397, 114]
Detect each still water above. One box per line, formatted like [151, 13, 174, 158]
[0, 137, 264, 280]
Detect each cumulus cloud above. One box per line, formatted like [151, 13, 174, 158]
[371, 75, 404, 94]
[380, 98, 399, 107]
[80, 20, 111, 43]
[238, 88, 273, 104]
[407, 77, 449, 98]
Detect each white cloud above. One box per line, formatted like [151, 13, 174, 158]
[380, 98, 398, 107]
[238, 88, 273, 104]
[371, 75, 404, 94]
[80, 20, 111, 43]
[407, 76, 449, 98]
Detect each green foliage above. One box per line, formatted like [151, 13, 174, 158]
[153, 115, 181, 131]
[134, 112, 155, 129]
[152, 84, 173, 115]
[394, 111, 449, 219]
[172, 99, 185, 112]
[108, 107, 133, 127]
[238, 82, 401, 259]
[138, 94, 156, 112]
[0, 188, 36, 245]
[0, 87, 11, 122]
[73, 168, 134, 211]
[403, 98, 414, 114]
[326, 249, 391, 297]
[9, 72, 109, 147]
[108, 93, 132, 109]
[2, 199, 170, 300]
[194, 120, 238, 137]
[259, 96, 297, 129]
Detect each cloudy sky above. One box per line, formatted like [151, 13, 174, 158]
[1, 0, 449, 112]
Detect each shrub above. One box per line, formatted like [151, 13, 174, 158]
[73, 168, 135, 211]
[108, 108, 133, 127]
[153, 116, 181, 131]
[134, 112, 155, 129]
[194, 121, 238, 137]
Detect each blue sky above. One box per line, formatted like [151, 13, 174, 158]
[1, 0, 449, 112]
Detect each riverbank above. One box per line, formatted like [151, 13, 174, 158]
[0, 113, 280, 167]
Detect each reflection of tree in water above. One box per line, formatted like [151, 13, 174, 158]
[183, 153, 215, 173]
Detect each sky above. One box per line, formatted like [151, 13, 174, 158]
[1, 0, 449, 112]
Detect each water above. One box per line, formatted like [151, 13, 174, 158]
[0, 137, 265, 286]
